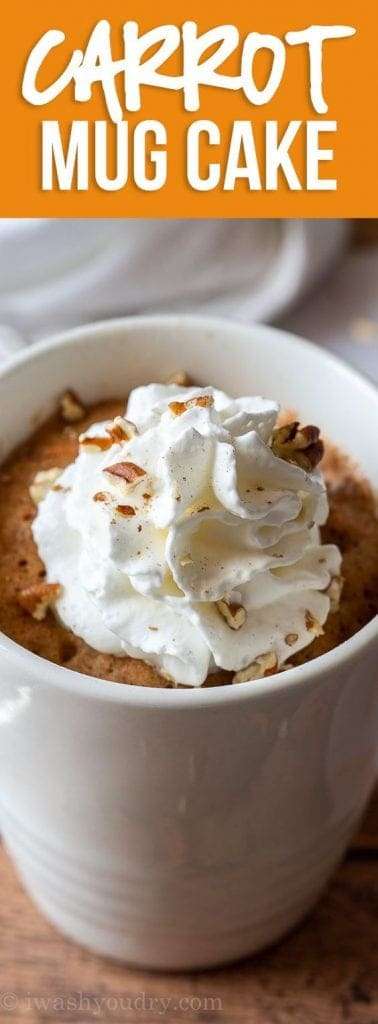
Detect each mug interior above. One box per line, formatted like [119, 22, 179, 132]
[0, 315, 376, 703]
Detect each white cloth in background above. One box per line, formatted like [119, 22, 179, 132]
[0, 217, 376, 384]
[0, 219, 347, 340]
[280, 244, 378, 385]
[0, 325, 25, 362]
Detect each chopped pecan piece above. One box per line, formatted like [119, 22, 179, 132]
[191, 395, 214, 408]
[93, 491, 111, 503]
[169, 395, 214, 417]
[18, 583, 62, 621]
[233, 652, 278, 684]
[116, 504, 136, 517]
[105, 461, 146, 483]
[326, 576, 344, 613]
[285, 632, 299, 646]
[217, 599, 246, 631]
[168, 401, 186, 417]
[29, 467, 62, 505]
[305, 609, 324, 636]
[60, 390, 85, 423]
[106, 417, 138, 442]
[79, 434, 113, 451]
[270, 421, 324, 471]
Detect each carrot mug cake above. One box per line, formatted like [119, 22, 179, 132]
[1, 378, 376, 688]
[0, 316, 377, 971]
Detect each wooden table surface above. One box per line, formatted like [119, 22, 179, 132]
[0, 794, 377, 1024]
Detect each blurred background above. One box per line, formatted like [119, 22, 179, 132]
[0, 218, 377, 383]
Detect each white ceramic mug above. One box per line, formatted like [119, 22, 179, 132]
[0, 316, 377, 970]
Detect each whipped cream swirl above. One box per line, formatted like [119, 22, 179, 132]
[33, 383, 341, 686]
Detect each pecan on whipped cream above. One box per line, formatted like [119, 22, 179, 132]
[33, 383, 341, 686]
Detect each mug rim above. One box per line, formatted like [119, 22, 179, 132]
[2, 310, 378, 398]
[0, 313, 377, 709]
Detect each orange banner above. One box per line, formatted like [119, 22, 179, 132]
[1, 0, 377, 216]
